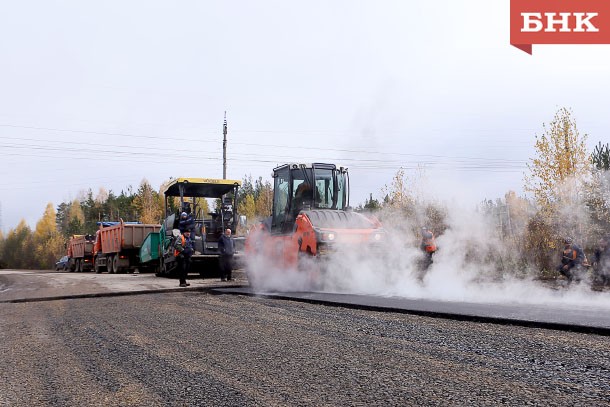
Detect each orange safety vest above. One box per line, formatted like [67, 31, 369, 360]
[174, 235, 185, 257]
[562, 248, 577, 261]
[423, 238, 437, 253]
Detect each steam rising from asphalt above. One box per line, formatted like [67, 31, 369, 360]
[245, 198, 610, 310]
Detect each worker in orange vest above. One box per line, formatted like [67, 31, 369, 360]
[174, 229, 194, 287]
[557, 237, 586, 282]
[420, 227, 437, 269]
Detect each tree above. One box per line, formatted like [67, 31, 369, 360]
[363, 193, 381, 211]
[586, 142, 610, 237]
[238, 194, 256, 223]
[56, 201, 71, 235]
[66, 199, 85, 236]
[524, 107, 590, 247]
[381, 168, 415, 212]
[525, 107, 589, 207]
[0, 230, 6, 268]
[1, 219, 32, 269]
[132, 179, 163, 224]
[254, 177, 273, 218]
[33, 203, 65, 268]
[238, 175, 255, 205]
[592, 142, 610, 170]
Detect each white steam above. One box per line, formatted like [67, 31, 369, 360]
[245, 198, 610, 310]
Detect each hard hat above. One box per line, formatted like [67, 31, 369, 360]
[564, 237, 573, 244]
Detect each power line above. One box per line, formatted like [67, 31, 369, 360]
[0, 122, 530, 163]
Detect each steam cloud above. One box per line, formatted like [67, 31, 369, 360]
[245, 174, 610, 311]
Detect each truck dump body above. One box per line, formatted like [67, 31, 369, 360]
[94, 221, 161, 274]
[98, 223, 161, 254]
[67, 235, 95, 272]
[68, 235, 87, 258]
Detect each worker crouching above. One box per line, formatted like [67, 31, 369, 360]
[557, 237, 587, 283]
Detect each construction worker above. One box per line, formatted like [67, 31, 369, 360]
[593, 236, 610, 285]
[557, 237, 586, 282]
[419, 227, 437, 270]
[174, 229, 194, 287]
[218, 228, 235, 282]
[293, 181, 313, 215]
[179, 211, 195, 234]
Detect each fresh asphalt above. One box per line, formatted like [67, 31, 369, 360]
[212, 287, 610, 336]
[1, 269, 608, 335]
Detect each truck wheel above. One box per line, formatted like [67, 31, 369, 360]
[111, 256, 120, 274]
[94, 258, 101, 274]
[107, 255, 114, 273]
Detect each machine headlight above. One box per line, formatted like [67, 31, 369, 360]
[371, 232, 384, 242]
[322, 232, 336, 241]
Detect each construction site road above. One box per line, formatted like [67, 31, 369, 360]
[217, 288, 610, 335]
[0, 269, 609, 406]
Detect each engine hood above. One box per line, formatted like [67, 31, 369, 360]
[302, 210, 378, 229]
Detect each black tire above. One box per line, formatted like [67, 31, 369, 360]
[94, 257, 102, 274]
[112, 255, 120, 274]
[107, 255, 115, 274]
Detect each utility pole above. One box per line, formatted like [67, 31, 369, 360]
[223, 111, 227, 180]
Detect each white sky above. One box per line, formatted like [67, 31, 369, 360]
[1, 1, 610, 232]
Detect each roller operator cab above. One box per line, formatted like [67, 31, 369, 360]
[245, 163, 385, 287]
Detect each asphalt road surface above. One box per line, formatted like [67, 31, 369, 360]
[0, 269, 609, 406]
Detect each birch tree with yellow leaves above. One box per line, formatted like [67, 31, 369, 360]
[524, 107, 590, 260]
[33, 203, 65, 268]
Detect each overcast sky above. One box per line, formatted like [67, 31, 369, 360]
[1, 1, 609, 232]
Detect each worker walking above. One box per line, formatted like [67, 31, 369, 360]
[218, 228, 235, 281]
[174, 229, 194, 287]
[557, 237, 586, 282]
[420, 226, 437, 270]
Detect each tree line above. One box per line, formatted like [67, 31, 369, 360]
[1, 107, 609, 274]
[0, 176, 274, 269]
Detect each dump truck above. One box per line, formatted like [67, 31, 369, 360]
[66, 234, 95, 272]
[153, 177, 244, 277]
[245, 163, 385, 288]
[93, 220, 161, 274]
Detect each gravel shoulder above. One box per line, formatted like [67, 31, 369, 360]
[0, 290, 609, 406]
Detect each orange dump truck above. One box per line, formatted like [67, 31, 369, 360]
[93, 220, 161, 274]
[67, 234, 95, 272]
